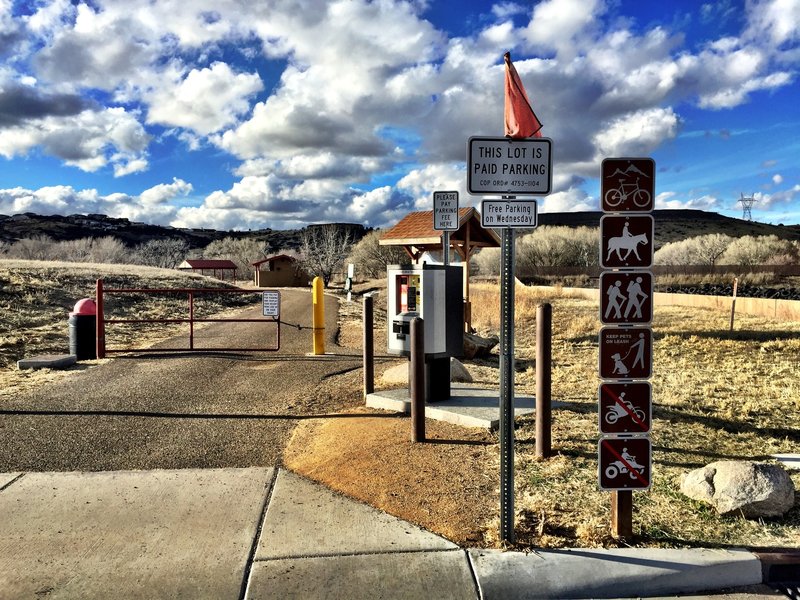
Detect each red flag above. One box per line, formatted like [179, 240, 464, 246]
[504, 52, 542, 139]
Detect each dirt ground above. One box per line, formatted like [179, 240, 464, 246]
[283, 291, 503, 547]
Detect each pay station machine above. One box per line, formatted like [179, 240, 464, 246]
[387, 264, 463, 400]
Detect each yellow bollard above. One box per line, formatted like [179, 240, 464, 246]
[312, 276, 325, 355]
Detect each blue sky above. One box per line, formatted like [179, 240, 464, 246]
[0, 0, 798, 230]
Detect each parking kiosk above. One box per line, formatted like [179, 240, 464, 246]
[387, 264, 463, 400]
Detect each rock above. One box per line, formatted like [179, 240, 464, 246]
[449, 358, 473, 383]
[379, 358, 473, 385]
[463, 333, 499, 359]
[680, 461, 795, 518]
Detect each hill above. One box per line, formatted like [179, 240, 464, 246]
[0, 209, 797, 251]
[0, 213, 368, 251]
[537, 209, 800, 248]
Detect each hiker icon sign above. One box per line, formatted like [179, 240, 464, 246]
[600, 215, 654, 269]
[599, 327, 652, 380]
[600, 271, 653, 325]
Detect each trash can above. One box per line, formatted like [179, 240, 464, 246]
[69, 298, 97, 360]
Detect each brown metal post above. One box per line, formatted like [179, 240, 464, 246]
[536, 303, 552, 459]
[729, 276, 739, 332]
[95, 278, 105, 359]
[410, 317, 425, 442]
[188, 290, 194, 350]
[611, 490, 633, 538]
[363, 294, 374, 398]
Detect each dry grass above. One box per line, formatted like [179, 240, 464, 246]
[0, 259, 258, 395]
[469, 282, 800, 549]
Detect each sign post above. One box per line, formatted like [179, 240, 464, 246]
[470, 136, 553, 545]
[598, 156, 655, 538]
[433, 191, 459, 267]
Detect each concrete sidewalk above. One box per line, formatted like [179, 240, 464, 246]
[0, 468, 789, 599]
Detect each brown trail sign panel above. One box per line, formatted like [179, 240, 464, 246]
[599, 327, 652, 380]
[600, 215, 654, 269]
[602, 158, 655, 212]
[599, 437, 651, 490]
[599, 382, 651, 435]
[600, 271, 653, 325]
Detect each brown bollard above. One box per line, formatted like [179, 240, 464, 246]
[536, 303, 552, 459]
[410, 317, 425, 442]
[363, 294, 374, 398]
[611, 490, 633, 538]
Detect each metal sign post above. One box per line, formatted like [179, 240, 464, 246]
[499, 219, 516, 543]
[469, 136, 552, 546]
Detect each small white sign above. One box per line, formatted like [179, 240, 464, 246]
[433, 191, 459, 231]
[347, 263, 355, 278]
[262, 291, 280, 318]
[481, 199, 538, 228]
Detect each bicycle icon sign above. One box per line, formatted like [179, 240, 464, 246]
[601, 158, 654, 212]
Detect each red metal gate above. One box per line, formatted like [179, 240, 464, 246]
[95, 279, 280, 358]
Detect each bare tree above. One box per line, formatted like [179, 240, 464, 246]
[300, 225, 352, 287]
[202, 237, 269, 281]
[345, 229, 407, 279]
[134, 238, 191, 268]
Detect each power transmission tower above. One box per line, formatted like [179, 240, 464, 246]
[739, 193, 755, 221]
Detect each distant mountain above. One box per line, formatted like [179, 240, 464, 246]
[0, 212, 369, 251]
[537, 209, 800, 249]
[0, 209, 797, 251]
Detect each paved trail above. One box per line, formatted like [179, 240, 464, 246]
[0, 289, 362, 471]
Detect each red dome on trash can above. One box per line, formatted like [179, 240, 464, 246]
[71, 298, 97, 316]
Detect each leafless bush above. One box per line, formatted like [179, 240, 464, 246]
[134, 238, 191, 269]
[719, 235, 799, 266]
[8, 235, 57, 260]
[655, 233, 734, 266]
[202, 237, 269, 280]
[472, 247, 501, 276]
[516, 226, 599, 275]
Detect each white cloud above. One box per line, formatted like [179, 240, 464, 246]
[773, 173, 784, 184]
[139, 178, 193, 205]
[594, 108, 680, 157]
[146, 62, 263, 135]
[0, 107, 149, 173]
[0, 0, 798, 229]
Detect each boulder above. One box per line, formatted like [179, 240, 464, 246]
[680, 461, 795, 518]
[463, 333, 499, 359]
[379, 358, 473, 386]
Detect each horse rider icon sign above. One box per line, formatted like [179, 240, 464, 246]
[600, 214, 654, 269]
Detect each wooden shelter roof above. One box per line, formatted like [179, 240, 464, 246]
[178, 259, 238, 270]
[251, 254, 298, 267]
[378, 207, 500, 249]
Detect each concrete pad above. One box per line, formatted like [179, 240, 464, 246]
[366, 384, 541, 429]
[469, 548, 763, 599]
[256, 470, 456, 560]
[0, 468, 273, 599]
[16, 353, 77, 370]
[773, 454, 800, 470]
[246, 550, 476, 600]
[0, 472, 22, 490]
